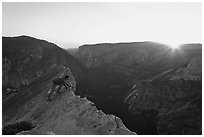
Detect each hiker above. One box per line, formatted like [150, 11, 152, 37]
[47, 75, 70, 101]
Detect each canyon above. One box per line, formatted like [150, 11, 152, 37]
[2, 36, 202, 135]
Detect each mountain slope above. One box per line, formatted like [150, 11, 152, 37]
[2, 36, 85, 98]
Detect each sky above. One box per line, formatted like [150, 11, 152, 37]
[2, 2, 202, 49]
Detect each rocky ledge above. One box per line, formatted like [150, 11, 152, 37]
[25, 91, 135, 135]
[3, 68, 135, 135]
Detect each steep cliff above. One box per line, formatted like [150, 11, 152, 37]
[2, 67, 135, 135]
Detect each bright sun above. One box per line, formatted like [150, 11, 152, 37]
[169, 44, 180, 50]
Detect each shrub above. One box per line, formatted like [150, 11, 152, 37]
[2, 121, 34, 135]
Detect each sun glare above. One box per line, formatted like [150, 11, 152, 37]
[171, 45, 179, 49]
[169, 44, 180, 50]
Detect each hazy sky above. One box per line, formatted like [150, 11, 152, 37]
[2, 2, 202, 48]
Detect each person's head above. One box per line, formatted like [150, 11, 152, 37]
[64, 75, 69, 79]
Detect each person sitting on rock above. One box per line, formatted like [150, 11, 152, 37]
[47, 75, 70, 101]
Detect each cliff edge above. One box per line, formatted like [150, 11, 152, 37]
[2, 68, 135, 135]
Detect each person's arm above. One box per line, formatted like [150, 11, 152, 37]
[64, 81, 70, 89]
[64, 83, 68, 89]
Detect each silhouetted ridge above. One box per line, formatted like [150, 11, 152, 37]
[79, 41, 168, 48]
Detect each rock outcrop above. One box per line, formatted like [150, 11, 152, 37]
[2, 67, 135, 135]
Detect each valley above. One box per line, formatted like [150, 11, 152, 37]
[73, 42, 202, 134]
[2, 36, 202, 135]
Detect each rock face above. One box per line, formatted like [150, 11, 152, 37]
[2, 67, 135, 135]
[2, 36, 85, 99]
